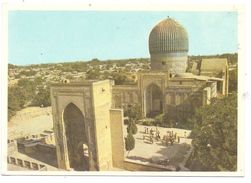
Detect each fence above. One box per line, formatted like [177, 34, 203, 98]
[7, 156, 47, 171]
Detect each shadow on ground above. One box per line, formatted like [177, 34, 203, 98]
[127, 156, 152, 163]
[155, 143, 191, 166]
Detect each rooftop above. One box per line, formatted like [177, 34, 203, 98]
[200, 58, 228, 72]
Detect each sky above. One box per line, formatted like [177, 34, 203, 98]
[8, 11, 238, 65]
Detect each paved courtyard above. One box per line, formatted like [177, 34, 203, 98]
[123, 124, 192, 169]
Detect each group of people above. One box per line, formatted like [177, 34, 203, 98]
[162, 132, 179, 146]
[144, 127, 180, 145]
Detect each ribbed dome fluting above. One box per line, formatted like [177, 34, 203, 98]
[149, 18, 189, 54]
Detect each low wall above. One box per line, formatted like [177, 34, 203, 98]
[40, 132, 55, 145]
[8, 140, 18, 155]
[24, 142, 56, 155]
[123, 159, 177, 171]
[7, 156, 47, 171]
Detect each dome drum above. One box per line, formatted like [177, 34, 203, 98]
[150, 53, 187, 74]
[149, 18, 189, 74]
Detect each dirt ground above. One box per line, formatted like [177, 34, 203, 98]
[8, 107, 53, 140]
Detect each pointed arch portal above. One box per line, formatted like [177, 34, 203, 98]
[63, 103, 89, 171]
[144, 84, 163, 117]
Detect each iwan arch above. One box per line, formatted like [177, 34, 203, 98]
[50, 18, 229, 171]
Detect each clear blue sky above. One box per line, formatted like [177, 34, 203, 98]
[8, 11, 238, 65]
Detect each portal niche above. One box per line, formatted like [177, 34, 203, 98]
[63, 103, 89, 171]
[145, 83, 163, 117]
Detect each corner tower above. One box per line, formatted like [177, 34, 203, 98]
[149, 18, 189, 74]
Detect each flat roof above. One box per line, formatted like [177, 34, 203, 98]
[200, 58, 228, 71]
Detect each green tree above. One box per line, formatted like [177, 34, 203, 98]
[32, 87, 51, 107]
[8, 85, 32, 120]
[8, 86, 21, 119]
[86, 69, 100, 80]
[112, 73, 128, 85]
[189, 93, 237, 171]
[65, 74, 74, 80]
[17, 70, 36, 77]
[125, 130, 135, 157]
[124, 104, 142, 121]
[229, 69, 237, 92]
[8, 64, 17, 69]
[89, 58, 100, 65]
[17, 78, 36, 97]
[124, 104, 140, 135]
[127, 120, 138, 135]
[34, 77, 43, 85]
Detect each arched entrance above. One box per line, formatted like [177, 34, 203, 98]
[145, 84, 163, 117]
[63, 103, 89, 171]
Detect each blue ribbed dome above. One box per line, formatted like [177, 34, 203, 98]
[149, 18, 189, 54]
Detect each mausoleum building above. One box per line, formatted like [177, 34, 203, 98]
[112, 18, 229, 117]
[50, 18, 229, 171]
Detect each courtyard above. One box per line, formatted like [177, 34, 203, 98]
[123, 124, 192, 170]
[8, 107, 193, 171]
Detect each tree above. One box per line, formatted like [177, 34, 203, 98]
[17, 70, 36, 77]
[32, 87, 51, 107]
[8, 85, 32, 120]
[125, 130, 135, 157]
[86, 69, 100, 80]
[112, 73, 127, 85]
[189, 93, 237, 171]
[65, 74, 74, 80]
[8, 86, 21, 119]
[110, 73, 135, 85]
[17, 78, 36, 101]
[124, 104, 139, 135]
[34, 77, 43, 85]
[229, 69, 237, 92]
[127, 120, 138, 135]
[89, 58, 100, 65]
[124, 104, 142, 121]
[8, 64, 18, 69]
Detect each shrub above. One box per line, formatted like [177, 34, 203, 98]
[127, 120, 138, 135]
[125, 130, 135, 157]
